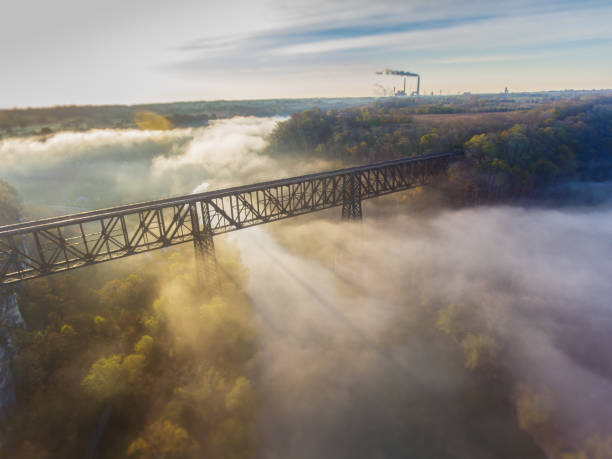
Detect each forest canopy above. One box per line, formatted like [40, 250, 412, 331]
[266, 94, 612, 204]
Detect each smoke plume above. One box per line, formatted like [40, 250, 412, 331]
[376, 69, 419, 77]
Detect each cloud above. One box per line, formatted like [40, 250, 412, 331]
[270, 8, 612, 57]
[176, 1, 612, 64]
[3, 0, 612, 106]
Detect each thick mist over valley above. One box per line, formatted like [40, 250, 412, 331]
[0, 117, 336, 216]
[2, 0, 612, 454]
[2, 94, 612, 458]
[234, 203, 612, 457]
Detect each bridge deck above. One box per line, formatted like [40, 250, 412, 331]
[0, 151, 462, 285]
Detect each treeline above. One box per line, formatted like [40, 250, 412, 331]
[266, 95, 612, 204]
[0, 97, 374, 138]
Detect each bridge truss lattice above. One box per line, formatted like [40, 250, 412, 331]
[0, 151, 461, 286]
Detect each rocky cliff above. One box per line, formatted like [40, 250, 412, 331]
[0, 290, 24, 419]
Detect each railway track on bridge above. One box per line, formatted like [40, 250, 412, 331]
[0, 151, 462, 285]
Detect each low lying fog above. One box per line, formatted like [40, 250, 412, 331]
[0, 117, 335, 214]
[231, 203, 612, 457]
[3, 117, 612, 457]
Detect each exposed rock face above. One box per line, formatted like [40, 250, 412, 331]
[0, 290, 24, 418]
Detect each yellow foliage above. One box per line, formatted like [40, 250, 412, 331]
[174, 367, 225, 403]
[122, 354, 146, 384]
[141, 313, 159, 334]
[127, 419, 196, 458]
[515, 384, 551, 432]
[200, 295, 227, 324]
[465, 133, 495, 161]
[199, 294, 256, 364]
[94, 315, 107, 325]
[152, 296, 168, 314]
[209, 417, 254, 459]
[60, 324, 76, 336]
[134, 335, 154, 355]
[81, 355, 123, 401]
[134, 111, 173, 131]
[126, 438, 148, 457]
[436, 304, 464, 338]
[460, 333, 498, 370]
[225, 377, 255, 417]
[167, 367, 226, 422]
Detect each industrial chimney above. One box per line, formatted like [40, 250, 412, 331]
[376, 68, 421, 96]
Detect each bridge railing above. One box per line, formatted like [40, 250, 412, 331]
[0, 151, 461, 285]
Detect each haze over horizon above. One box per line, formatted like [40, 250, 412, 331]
[2, 0, 611, 108]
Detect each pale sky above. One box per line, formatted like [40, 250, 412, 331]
[1, 0, 611, 108]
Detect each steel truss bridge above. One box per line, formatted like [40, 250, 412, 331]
[0, 151, 461, 286]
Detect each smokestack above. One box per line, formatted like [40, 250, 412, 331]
[376, 68, 420, 96]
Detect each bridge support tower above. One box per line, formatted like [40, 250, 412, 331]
[190, 203, 219, 292]
[341, 172, 362, 220]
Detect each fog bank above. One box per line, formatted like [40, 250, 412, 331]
[0, 117, 336, 216]
[231, 202, 612, 457]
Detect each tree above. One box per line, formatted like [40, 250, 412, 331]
[60, 324, 76, 336]
[134, 111, 173, 130]
[121, 354, 146, 385]
[465, 134, 495, 166]
[127, 419, 198, 458]
[134, 335, 154, 356]
[460, 333, 498, 370]
[436, 304, 465, 340]
[81, 355, 123, 401]
[225, 377, 255, 419]
[531, 159, 560, 187]
[515, 384, 552, 432]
